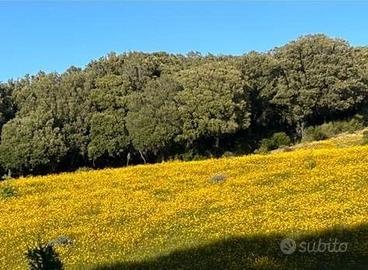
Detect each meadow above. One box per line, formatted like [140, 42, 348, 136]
[1, 138, 368, 269]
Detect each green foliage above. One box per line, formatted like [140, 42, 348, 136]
[88, 111, 129, 161]
[302, 127, 329, 142]
[238, 52, 281, 129]
[303, 117, 365, 142]
[0, 83, 15, 130]
[361, 130, 368, 145]
[0, 112, 67, 175]
[25, 243, 63, 270]
[0, 184, 17, 199]
[125, 77, 182, 154]
[304, 157, 317, 170]
[271, 34, 368, 137]
[259, 132, 291, 152]
[175, 149, 207, 162]
[1, 35, 368, 176]
[175, 61, 250, 146]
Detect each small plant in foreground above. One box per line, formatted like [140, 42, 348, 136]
[0, 185, 17, 199]
[25, 236, 72, 270]
[304, 157, 317, 170]
[210, 173, 227, 184]
[25, 243, 63, 270]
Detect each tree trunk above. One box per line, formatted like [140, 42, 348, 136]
[139, 150, 147, 164]
[296, 121, 305, 139]
[126, 152, 131, 166]
[215, 136, 220, 148]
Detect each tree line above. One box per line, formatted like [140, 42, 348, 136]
[1, 34, 368, 177]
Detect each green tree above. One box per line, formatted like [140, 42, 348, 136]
[271, 34, 368, 137]
[0, 112, 67, 175]
[0, 82, 15, 132]
[239, 51, 282, 129]
[175, 61, 251, 149]
[60, 67, 92, 163]
[88, 110, 129, 163]
[126, 77, 182, 159]
[87, 71, 130, 164]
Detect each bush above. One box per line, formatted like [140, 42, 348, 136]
[176, 150, 207, 162]
[76, 167, 92, 172]
[303, 117, 365, 142]
[362, 130, 368, 145]
[25, 243, 63, 270]
[0, 184, 17, 199]
[2, 169, 12, 180]
[303, 127, 328, 142]
[210, 173, 227, 184]
[258, 132, 291, 152]
[272, 132, 292, 147]
[304, 157, 317, 170]
[222, 151, 235, 158]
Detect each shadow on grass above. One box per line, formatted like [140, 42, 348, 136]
[94, 224, 368, 270]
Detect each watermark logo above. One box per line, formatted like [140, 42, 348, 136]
[280, 238, 348, 255]
[280, 238, 297, 254]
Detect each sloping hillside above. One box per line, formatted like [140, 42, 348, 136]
[1, 140, 368, 269]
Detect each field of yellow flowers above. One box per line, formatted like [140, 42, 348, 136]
[1, 142, 368, 269]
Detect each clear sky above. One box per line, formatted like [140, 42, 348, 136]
[1, 1, 368, 82]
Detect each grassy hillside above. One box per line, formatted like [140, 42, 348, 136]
[1, 138, 368, 269]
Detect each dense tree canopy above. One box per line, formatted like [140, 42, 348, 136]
[0, 82, 15, 133]
[1, 34, 367, 176]
[270, 35, 368, 136]
[174, 61, 250, 147]
[126, 77, 182, 156]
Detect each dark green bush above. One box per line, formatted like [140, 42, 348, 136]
[303, 117, 365, 142]
[272, 132, 292, 147]
[25, 243, 63, 270]
[258, 132, 291, 152]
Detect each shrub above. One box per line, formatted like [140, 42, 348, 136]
[362, 130, 368, 145]
[272, 132, 292, 147]
[258, 132, 291, 152]
[0, 185, 17, 199]
[76, 167, 92, 172]
[304, 157, 317, 170]
[210, 173, 227, 184]
[25, 243, 63, 270]
[177, 150, 207, 162]
[1, 169, 12, 180]
[257, 139, 272, 153]
[222, 151, 235, 158]
[303, 127, 328, 142]
[303, 117, 365, 142]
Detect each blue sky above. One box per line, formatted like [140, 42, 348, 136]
[1, 1, 368, 82]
